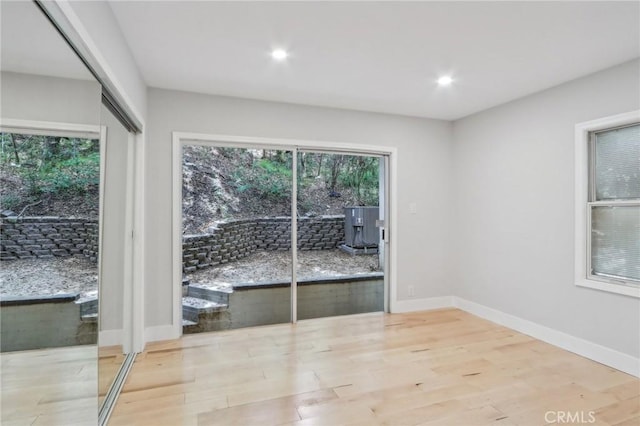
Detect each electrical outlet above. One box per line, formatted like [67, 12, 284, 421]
[408, 285, 415, 297]
[409, 203, 417, 214]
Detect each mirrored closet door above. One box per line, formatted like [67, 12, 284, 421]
[0, 1, 135, 424]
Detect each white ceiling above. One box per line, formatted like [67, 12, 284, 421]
[0, 1, 93, 81]
[108, 1, 638, 120]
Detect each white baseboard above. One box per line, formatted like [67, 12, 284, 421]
[144, 325, 180, 344]
[453, 297, 640, 377]
[391, 296, 454, 313]
[99, 329, 123, 347]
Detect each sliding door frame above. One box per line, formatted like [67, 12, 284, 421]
[171, 132, 398, 337]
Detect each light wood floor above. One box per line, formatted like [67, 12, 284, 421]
[1, 345, 98, 426]
[109, 309, 639, 425]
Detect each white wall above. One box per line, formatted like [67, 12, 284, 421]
[67, 0, 147, 124]
[145, 89, 453, 328]
[452, 59, 640, 358]
[1, 71, 100, 124]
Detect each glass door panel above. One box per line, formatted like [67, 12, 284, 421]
[295, 151, 385, 320]
[181, 145, 292, 333]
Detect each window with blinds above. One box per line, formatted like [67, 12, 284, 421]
[589, 123, 640, 284]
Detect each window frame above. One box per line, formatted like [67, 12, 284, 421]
[575, 111, 640, 298]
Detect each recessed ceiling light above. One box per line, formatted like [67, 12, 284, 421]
[437, 76, 454, 86]
[271, 49, 289, 61]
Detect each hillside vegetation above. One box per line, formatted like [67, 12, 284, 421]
[0, 133, 100, 218]
[0, 136, 380, 233]
[182, 146, 379, 233]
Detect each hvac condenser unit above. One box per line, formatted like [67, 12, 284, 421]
[341, 206, 379, 255]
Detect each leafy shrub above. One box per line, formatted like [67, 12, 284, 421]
[232, 158, 293, 202]
[38, 153, 100, 195]
[0, 194, 21, 210]
[0, 134, 100, 200]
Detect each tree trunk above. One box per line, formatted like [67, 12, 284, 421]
[315, 154, 323, 176]
[328, 155, 343, 193]
[299, 152, 306, 177]
[9, 134, 20, 164]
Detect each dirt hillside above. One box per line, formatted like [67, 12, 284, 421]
[182, 146, 372, 234]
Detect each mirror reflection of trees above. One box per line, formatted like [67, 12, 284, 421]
[0, 133, 100, 217]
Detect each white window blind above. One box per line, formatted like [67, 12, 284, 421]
[590, 123, 640, 284]
[594, 124, 640, 200]
[591, 205, 640, 281]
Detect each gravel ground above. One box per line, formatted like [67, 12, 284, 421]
[0, 249, 380, 298]
[188, 249, 381, 284]
[0, 257, 98, 298]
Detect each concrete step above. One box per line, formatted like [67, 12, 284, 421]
[182, 296, 228, 323]
[76, 293, 98, 318]
[182, 318, 201, 334]
[81, 312, 98, 322]
[186, 283, 233, 305]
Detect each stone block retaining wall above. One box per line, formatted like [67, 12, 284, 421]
[182, 215, 345, 273]
[1, 215, 346, 272]
[0, 217, 99, 261]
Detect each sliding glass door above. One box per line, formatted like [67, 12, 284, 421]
[178, 141, 389, 333]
